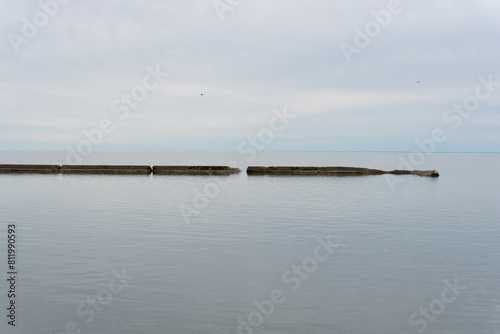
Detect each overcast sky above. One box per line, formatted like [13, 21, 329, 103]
[1, 0, 499, 152]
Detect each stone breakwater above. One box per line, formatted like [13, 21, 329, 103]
[60, 165, 152, 174]
[0, 165, 439, 177]
[152, 166, 240, 175]
[0, 165, 241, 175]
[0, 164, 60, 174]
[246, 166, 439, 177]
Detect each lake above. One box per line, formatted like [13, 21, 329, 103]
[0, 151, 499, 334]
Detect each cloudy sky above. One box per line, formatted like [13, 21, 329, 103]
[1, 0, 499, 152]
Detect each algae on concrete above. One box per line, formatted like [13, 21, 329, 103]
[0, 164, 60, 174]
[153, 166, 240, 175]
[60, 165, 152, 174]
[246, 166, 439, 177]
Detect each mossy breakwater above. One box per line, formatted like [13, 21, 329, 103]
[0, 164, 60, 174]
[60, 165, 152, 174]
[0, 165, 240, 175]
[0, 164, 439, 177]
[153, 166, 240, 175]
[246, 166, 439, 177]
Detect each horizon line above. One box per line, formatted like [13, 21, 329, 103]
[0, 149, 499, 154]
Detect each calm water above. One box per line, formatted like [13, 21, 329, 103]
[0, 151, 499, 334]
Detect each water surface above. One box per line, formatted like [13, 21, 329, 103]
[0, 151, 498, 333]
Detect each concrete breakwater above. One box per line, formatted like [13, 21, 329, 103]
[0, 165, 240, 175]
[0, 164, 60, 174]
[60, 165, 152, 174]
[246, 166, 440, 177]
[153, 166, 240, 175]
[0, 164, 439, 177]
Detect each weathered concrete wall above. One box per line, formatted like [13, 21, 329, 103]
[247, 166, 439, 177]
[0, 164, 240, 175]
[247, 166, 386, 176]
[0, 164, 437, 177]
[60, 165, 152, 174]
[390, 170, 440, 177]
[0, 164, 60, 174]
[153, 166, 240, 175]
